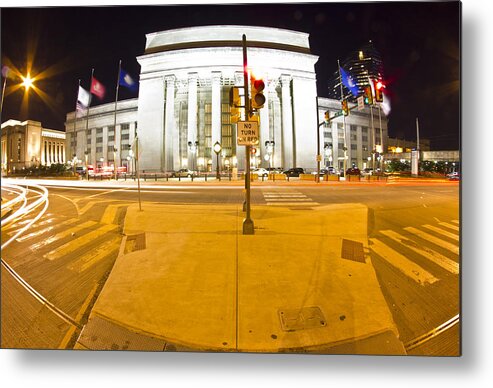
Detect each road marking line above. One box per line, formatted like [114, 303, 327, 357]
[16, 226, 55, 242]
[380, 230, 459, 274]
[267, 202, 319, 206]
[404, 227, 459, 255]
[68, 236, 121, 273]
[100, 204, 120, 225]
[43, 224, 118, 261]
[451, 220, 459, 224]
[422, 224, 459, 241]
[370, 238, 439, 285]
[29, 220, 97, 252]
[78, 201, 99, 216]
[438, 222, 459, 232]
[57, 282, 100, 349]
[265, 198, 314, 202]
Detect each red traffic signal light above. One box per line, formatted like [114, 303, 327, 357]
[251, 76, 266, 109]
[374, 80, 384, 102]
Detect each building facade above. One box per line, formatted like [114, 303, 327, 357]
[65, 26, 390, 173]
[1, 119, 66, 173]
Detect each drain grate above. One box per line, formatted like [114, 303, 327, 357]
[279, 306, 326, 332]
[341, 239, 366, 263]
[124, 233, 146, 254]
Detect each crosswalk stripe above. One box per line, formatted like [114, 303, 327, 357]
[380, 230, 459, 274]
[78, 201, 98, 216]
[67, 236, 121, 273]
[266, 198, 314, 202]
[370, 238, 439, 285]
[8, 217, 57, 235]
[422, 224, 459, 241]
[404, 227, 459, 255]
[44, 224, 118, 261]
[451, 220, 459, 225]
[263, 194, 307, 197]
[100, 204, 120, 225]
[438, 222, 459, 232]
[29, 220, 97, 252]
[16, 226, 55, 242]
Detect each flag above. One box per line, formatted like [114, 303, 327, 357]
[381, 91, 391, 116]
[119, 69, 138, 91]
[2, 65, 15, 80]
[90, 77, 106, 100]
[76, 86, 91, 113]
[340, 66, 359, 97]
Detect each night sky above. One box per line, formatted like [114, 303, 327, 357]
[1, 2, 460, 150]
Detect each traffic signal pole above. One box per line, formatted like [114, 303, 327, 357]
[242, 34, 254, 235]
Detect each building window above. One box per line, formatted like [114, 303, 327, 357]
[351, 144, 357, 150]
[361, 126, 368, 134]
[108, 135, 115, 142]
[121, 123, 129, 131]
[96, 137, 103, 144]
[121, 134, 129, 141]
[337, 123, 344, 130]
[362, 136, 368, 142]
[351, 134, 357, 141]
[96, 146, 103, 153]
[96, 128, 103, 134]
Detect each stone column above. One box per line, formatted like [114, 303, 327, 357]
[102, 126, 108, 166]
[91, 128, 96, 166]
[234, 72, 245, 171]
[211, 71, 222, 173]
[280, 75, 294, 169]
[187, 73, 198, 170]
[164, 75, 176, 172]
[115, 124, 121, 170]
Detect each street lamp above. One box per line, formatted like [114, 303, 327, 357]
[213, 141, 222, 180]
[113, 146, 118, 180]
[84, 150, 89, 180]
[72, 153, 77, 176]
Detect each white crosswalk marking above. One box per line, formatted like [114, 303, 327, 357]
[380, 230, 459, 274]
[67, 235, 121, 273]
[16, 226, 55, 242]
[404, 227, 459, 255]
[263, 191, 319, 206]
[438, 222, 459, 232]
[29, 220, 97, 252]
[451, 220, 459, 225]
[370, 238, 439, 285]
[422, 224, 459, 242]
[44, 223, 118, 261]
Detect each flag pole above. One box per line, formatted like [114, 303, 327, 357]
[85, 68, 94, 170]
[0, 76, 7, 119]
[72, 79, 81, 175]
[135, 127, 142, 211]
[113, 60, 122, 180]
[337, 60, 347, 178]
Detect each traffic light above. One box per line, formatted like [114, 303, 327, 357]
[229, 87, 241, 123]
[364, 85, 373, 105]
[324, 110, 330, 123]
[250, 75, 266, 110]
[374, 80, 384, 103]
[341, 99, 349, 116]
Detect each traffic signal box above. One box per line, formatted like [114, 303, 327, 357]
[341, 99, 349, 116]
[374, 81, 384, 103]
[364, 85, 373, 105]
[229, 87, 241, 123]
[324, 111, 330, 123]
[250, 76, 266, 110]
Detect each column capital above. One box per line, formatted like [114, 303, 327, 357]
[280, 74, 292, 86]
[188, 72, 198, 81]
[211, 71, 222, 84]
[164, 75, 176, 86]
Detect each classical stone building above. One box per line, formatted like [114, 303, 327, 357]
[1, 119, 66, 173]
[65, 25, 389, 173]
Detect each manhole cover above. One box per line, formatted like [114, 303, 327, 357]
[341, 239, 366, 263]
[278, 306, 326, 332]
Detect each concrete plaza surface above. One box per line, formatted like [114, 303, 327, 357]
[76, 201, 406, 354]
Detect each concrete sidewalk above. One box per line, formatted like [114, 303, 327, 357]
[76, 202, 406, 354]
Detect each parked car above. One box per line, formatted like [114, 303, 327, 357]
[312, 167, 339, 176]
[361, 168, 373, 176]
[252, 168, 269, 177]
[266, 167, 284, 174]
[345, 167, 361, 176]
[172, 169, 196, 178]
[446, 171, 460, 180]
[283, 167, 305, 177]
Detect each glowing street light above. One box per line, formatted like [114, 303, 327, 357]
[213, 141, 222, 180]
[21, 74, 34, 90]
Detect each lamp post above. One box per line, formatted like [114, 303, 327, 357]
[213, 141, 222, 180]
[113, 146, 118, 180]
[84, 150, 89, 180]
[72, 153, 77, 176]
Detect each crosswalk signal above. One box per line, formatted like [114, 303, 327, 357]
[374, 81, 384, 103]
[250, 76, 265, 110]
[364, 86, 373, 105]
[229, 87, 241, 123]
[341, 99, 349, 116]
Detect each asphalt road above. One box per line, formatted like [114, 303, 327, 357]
[1, 181, 459, 354]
